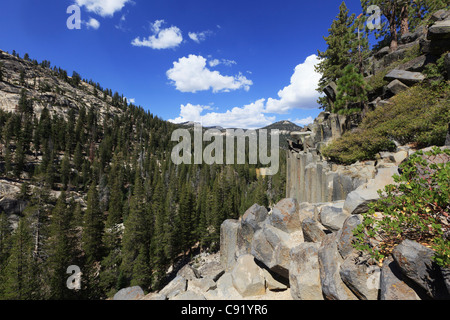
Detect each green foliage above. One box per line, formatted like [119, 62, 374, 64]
[353, 147, 450, 268]
[334, 64, 371, 114]
[323, 82, 450, 164]
[423, 51, 449, 79]
[0, 50, 287, 298]
[316, 1, 370, 110]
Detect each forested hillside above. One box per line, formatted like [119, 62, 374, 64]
[0, 50, 286, 299]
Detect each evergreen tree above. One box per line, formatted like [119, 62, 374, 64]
[316, 2, 360, 111]
[120, 170, 152, 290]
[81, 182, 104, 298]
[82, 183, 104, 264]
[0, 62, 3, 82]
[1, 216, 40, 299]
[45, 191, 77, 299]
[334, 64, 370, 114]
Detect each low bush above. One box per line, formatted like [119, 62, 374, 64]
[352, 147, 450, 268]
[322, 82, 450, 164]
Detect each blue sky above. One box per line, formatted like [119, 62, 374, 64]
[0, 0, 366, 129]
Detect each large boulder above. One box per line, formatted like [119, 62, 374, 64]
[220, 219, 240, 271]
[384, 69, 425, 86]
[343, 165, 398, 215]
[379, 257, 421, 300]
[159, 276, 188, 299]
[392, 239, 450, 299]
[337, 215, 362, 260]
[113, 286, 145, 300]
[231, 254, 266, 297]
[428, 20, 450, 40]
[301, 218, 326, 243]
[319, 201, 349, 232]
[177, 264, 201, 281]
[236, 204, 268, 257]
[289, 242, 323, 300]
[171, 291, 206, 300]
[323, 81, 337, 102]
[339, 252, 380, 300]
[386, 79, 409, 96]
[318, 233, 358, 300]
[269, 198, 301, 233]
[251, 223, 301, 279]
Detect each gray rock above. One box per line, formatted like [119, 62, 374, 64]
[251, 224, 299, 279]
[220, 219, 240, 272]
[430, 9, 449, 22]
[319, 201, 349, 232]
[113, 286, 145, 300]
[428, 20, 450, 40]
[441, 268, 450, 294]
[289, 242, 323, 300]
[159, 276, 187, 299]
[339, 252, 380, 300]
[323, 81, 337, 102]
[261, 268, 287, 291]
[386, 79, 409, 95]
[231, 254, 266, 297]
[380, 257, 421, 300]
[189, 277, 217, 293]
[398, 26, 426, 44]
[215, 272, 240, 299]
[384, 69, 425, 85]
[298, 202, 316, 222]
[269, 198, 301, 233]
[302, 218, 326, 243]
[343, 166, 398, 215]
[375, 46, 390, 59]
[141, 292, 167, 300]
[337, 215, 362, 260]
[236, 204, 268, 257]
[392, 239, 450, 299]
[398, 55, 434, 73]
[171, 291, 206, 300]
[177, 264, 201, 281]
[318, 233, 358, 300]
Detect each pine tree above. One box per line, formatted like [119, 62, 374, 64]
[0, 211, 12, 296]
[316, 2, 360, 111]
[45, 191, 77, 299]
[99, 161, 124, 296]
[0, 62, 3, 82]
[82, 183, 104, 265]
[60, 153, 71, 189]
[360, 0, 422, 50]
[81, 182, 104, 298]
[334, 64, 370, 114]
[1, 216, 40, 299]
[17, 89, 33, 116]
[120, 170, 152, 290]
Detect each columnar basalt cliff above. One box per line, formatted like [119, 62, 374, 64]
[134, 11, 450, 301]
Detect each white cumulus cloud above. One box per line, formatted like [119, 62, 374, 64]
[169, 99, 275, 129]
[132, 20, 183, 50]
[265, 54, 322, 114]
[293, 116, 314, 126]
[75, 0, 131, 17]
[85, 17, 100, 29]
[166, 55, 252, 93]
[188, 31, 212, 43]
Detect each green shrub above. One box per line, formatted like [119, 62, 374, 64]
[322, 82, 450, 164]
[353, 147, 450, 268]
